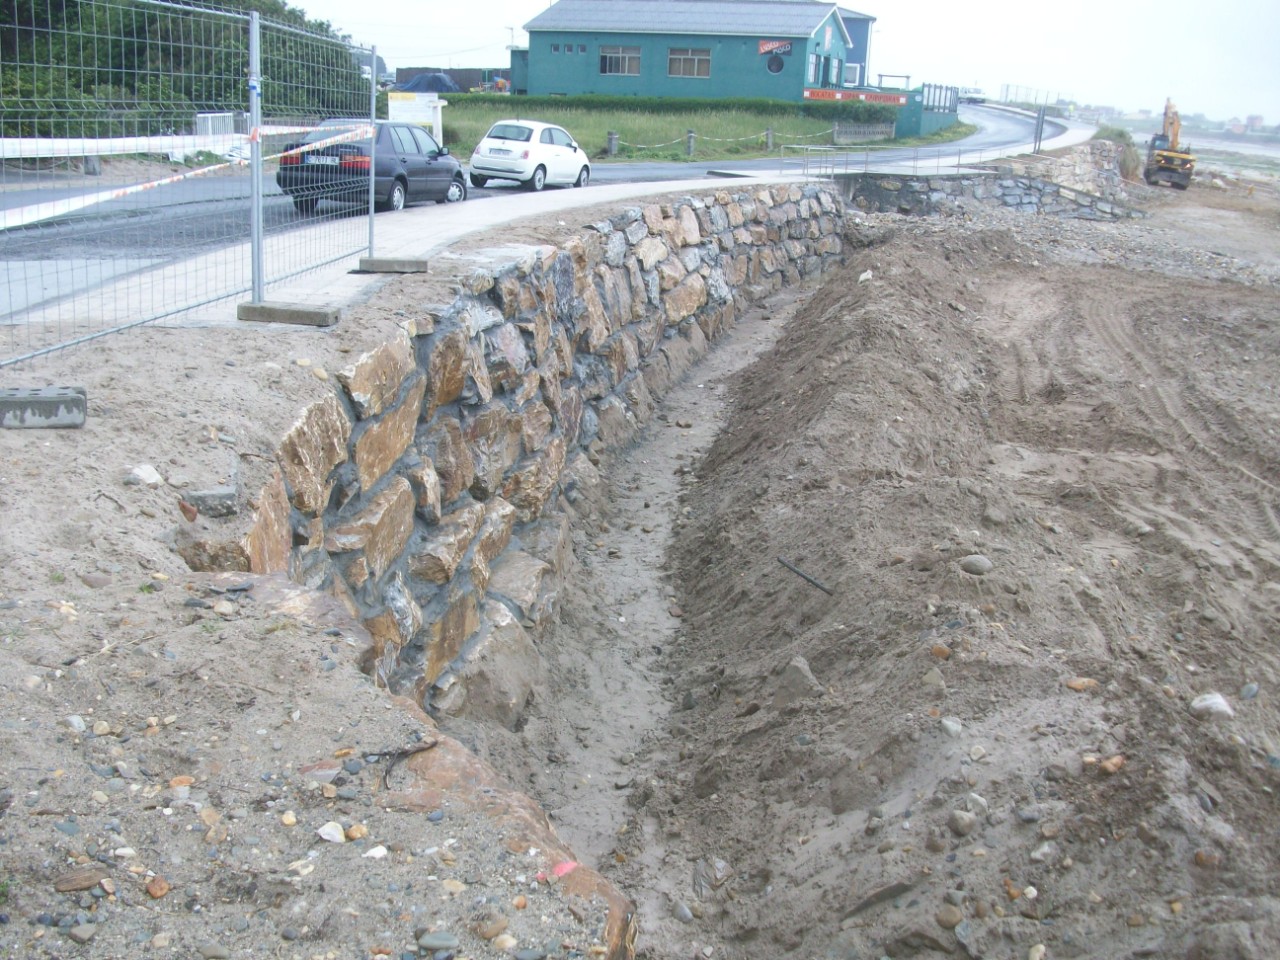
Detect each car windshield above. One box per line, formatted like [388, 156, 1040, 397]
[486, 123, 533, 142]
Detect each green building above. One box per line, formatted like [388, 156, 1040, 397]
[519, 0, 898, 106]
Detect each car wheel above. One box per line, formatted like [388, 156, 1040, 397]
[574, 166, 590, 188]
[378, 180, 406, 212]
[292, 196, 319, 214]
[440, 177, 467, 204]
[469, 172, 488, 188]
[526, 165, 546, 192]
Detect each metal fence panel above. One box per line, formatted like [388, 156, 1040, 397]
[1, 0, 374, 368]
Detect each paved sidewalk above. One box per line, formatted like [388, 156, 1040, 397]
[246, 174, 800, 326]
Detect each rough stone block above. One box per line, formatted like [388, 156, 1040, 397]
[424, 590, 481, 684]
[325, 476, 416, 582]
[434, 600, 543, 729]
[407, 458, 442, 523]
[662, 273, 708, 323]
[633, 236, 669, 271]
[502, 436, 566, 522]
[277, 393, 351, 514]
[336, 335, 417, 419]
[244, 470, 292, 574]
[418, 418, 475, 504]
[464, 401, 521, 500]
[476, 497, 517, 568]
[487, 550, 552, 628]
[354, 376, 425, 491]
[424, 329, 470, 416]
[410, 501, 485, 584]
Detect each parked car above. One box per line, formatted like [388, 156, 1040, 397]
[468, 119, 590, 191]
[276, 119, 466, 214]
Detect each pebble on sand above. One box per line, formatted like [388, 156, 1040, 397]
[935, 903, 964, 929]
[317, 821, 346, 843]
[948, 810, 978, 837]
[1065, 677, 1099, 692]
[1190, 692, 1235, 720]
[959, 555, 993, 576]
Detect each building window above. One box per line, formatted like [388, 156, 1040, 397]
[551, 44, 560, 53]
[843, 62, 860, 86]
[565, 44, 573, 54]
[578, 44, 586, 53]
[806, 53, 818, 84]
[600, 45, 641, 76]
[828, 57, 841, 86]
[668, 47, 710, 78]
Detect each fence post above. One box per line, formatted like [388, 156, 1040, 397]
[765, 127, 773, 150]
[686, 129, 695, 157]
[248, 11, 263, 303]
[368, 46, 378, 257]
[607, 131, 618, 156]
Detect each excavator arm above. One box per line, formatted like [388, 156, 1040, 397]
[1163, 99, 1182, 152]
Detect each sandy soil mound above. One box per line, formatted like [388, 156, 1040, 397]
[588, 193, 1279, 957]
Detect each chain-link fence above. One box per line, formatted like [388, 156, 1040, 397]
[1, 0, 376, 368]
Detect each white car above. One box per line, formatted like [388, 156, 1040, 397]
[469, 119, 591, 191]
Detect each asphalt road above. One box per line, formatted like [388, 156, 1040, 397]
[1, 105, 1058, 317]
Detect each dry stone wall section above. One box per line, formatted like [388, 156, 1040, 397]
[841, 167, 1141, 220]
[191, 183, 847, 726]
[840, 141, 1139, 219]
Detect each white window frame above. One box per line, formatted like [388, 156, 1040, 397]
[600, 45, 641, 76]
[843, 62, 861, 87]
[806, 53, 819, 84]
[668, 47, 711, 78]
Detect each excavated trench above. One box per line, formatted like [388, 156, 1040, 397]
[435, 282, 816, 958]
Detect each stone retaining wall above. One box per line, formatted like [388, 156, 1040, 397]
[181, 183, 847, 726]
[839, 169, 1140, 220]
[838, 142, 1141, 220]
[999, 141, 1132, 202]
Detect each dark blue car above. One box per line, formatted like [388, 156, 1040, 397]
[276, 120, 466, 214]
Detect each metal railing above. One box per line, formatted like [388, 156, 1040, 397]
[779, 143, 1012, 179]
[1, 0, 376, 368]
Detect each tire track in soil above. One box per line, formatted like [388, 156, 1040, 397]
[507, 286, 817, 959]
[1072, 282, 1280, 555]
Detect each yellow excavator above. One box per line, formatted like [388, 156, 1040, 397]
[1145, 98, 1195, 190]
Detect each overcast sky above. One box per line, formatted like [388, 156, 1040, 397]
[295, 0, 1280, 121]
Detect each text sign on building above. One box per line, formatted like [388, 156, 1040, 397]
[804, 88, 907, 105]
[758, 40, 792, 55]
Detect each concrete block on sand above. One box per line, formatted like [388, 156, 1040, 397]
[237, 302, 340, 327]
[0, 385, 87, 429]
[358, 257, 431, 274]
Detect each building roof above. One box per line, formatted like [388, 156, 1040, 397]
[524, 0, 871, 41]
